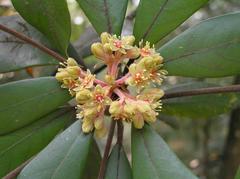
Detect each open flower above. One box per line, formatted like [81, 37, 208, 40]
[101, 32, 135, 54]
[76, 85, 111, 136]
[55, 58, 82, 94]
[139, 41, 156, 57]
[127, 54, 167, 90]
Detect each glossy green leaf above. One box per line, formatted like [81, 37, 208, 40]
[105, 144, 132, 179]
[132, 125, 197, 179]
[235, 167, 240, 179]
[11, 0, 71, 55]
[133, 0, 208, 43]
[162, 82, 240, 119]
[0, 77, 71, 134]
[0, 15, 58, 73]
[18, 121, 93, 179]
[83, 140, 101, 179]
[76, 0, 128, 35]
[0, 109, 75, 177]
[160, 12, 240, 77]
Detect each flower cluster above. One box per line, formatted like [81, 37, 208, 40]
[56, 32, 167, 137]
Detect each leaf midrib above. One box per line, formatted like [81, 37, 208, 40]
[163, 38, 240, 63]
[141, 131, 161, 179]
[141, 0, 169, 41]
[103, 0, 112, 33]
[50, 134, 79, 178]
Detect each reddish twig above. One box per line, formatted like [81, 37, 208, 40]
[98, 120, 116, 179]
[3, 158, 33, 179]
[163, 84, 240, 99]
[0, 24, 66, 62]
[116, 121, 124, 146]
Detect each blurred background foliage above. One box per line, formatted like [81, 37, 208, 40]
[0, 0, 240, 178]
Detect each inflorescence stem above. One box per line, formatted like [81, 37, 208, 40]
[0, 24, 66, 62]
[98, 120, 116, 179]
[162, 84, 240, 99]
[115, 73, 131, 85]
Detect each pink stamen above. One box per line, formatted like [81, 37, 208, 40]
[113, 40, 122, 48]
[140, 48, 150, 57]
[95, 94, 104, 103]
[134, 73, 144, 83]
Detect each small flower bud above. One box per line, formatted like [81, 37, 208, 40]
[124, 102, 135, 116]
[109, 101, 121, 115]
[76, 89, 92, 104]
[153, 55, 163, 64]
[67, 58, 78, 66]
[137, 89, 164, 102]
[82, 118, 94, 133]
[91, 43, 105, 59]
[122, 35, 135, 46]
[126, 47, 140, 59]
[83, 107, 98, 119]
[66, 66, 81, 77]
[103, 43, 112, 53]
[133, 118, 144, 129]
[94, 118, 104, 130]
[144, 112, 157, 123]
[101, 32, 110, 44]
[105, 75, 115, 85]
[55, 71, 69, 81]
[137, 103, 152, 113]
[139, 56, 154, 70]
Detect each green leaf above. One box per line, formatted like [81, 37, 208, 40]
[76, 0, 128, 35]
[0, 109, 75, 177]
[83, 139, 101, 179]
[11, 0, 71, 55]
[235, 167, 240, 179]
[0, 77, 71, 134]
[162, 82, 240, 119]
[160, 12, 240, 77]
[133, 0, 208, 43]
[18, 121, 93, 179]
[105, 144, 132, 179]
[132, 125, 197, 179]
[0, 15, 58, 73]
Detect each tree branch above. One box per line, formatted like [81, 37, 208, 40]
[3, 158, 33, 179]
[162, 84, 240, 99]
[0, 24, 66, 62]
[98, 120, 116, 179]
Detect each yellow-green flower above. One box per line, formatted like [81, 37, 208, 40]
[55, 58, 82, 94]
[73, 70, 95, 93]
[139, 41, 156, 57]
[109, 98, 159, 129]
[109, 100, 130, 121]
[127, 55, 167, 90]
[91, 32, 139, 63]
[101, 32, 135, 54]
[76, 85, 111, 137]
